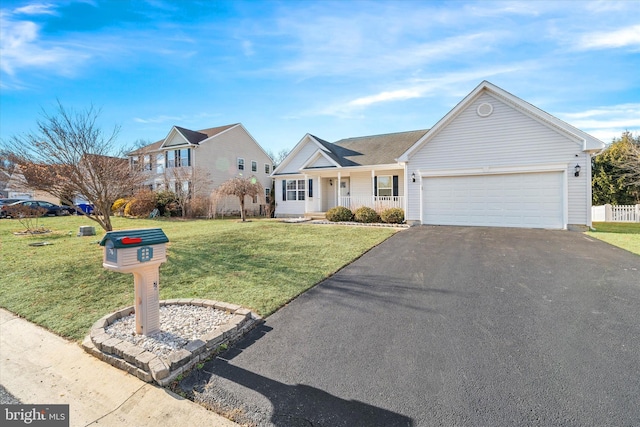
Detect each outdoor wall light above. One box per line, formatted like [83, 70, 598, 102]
[574, 164, 581, 177]
[411, 172, 416, 182]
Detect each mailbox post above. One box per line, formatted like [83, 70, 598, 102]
[99, 228, 169, 336]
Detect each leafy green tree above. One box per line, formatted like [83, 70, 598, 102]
[592, 131, 640, 205]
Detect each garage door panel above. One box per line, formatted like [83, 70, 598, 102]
[422, 172, 564, 229]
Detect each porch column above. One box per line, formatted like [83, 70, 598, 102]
[304, 174, 308, 215]
[337, 171, 341, 206]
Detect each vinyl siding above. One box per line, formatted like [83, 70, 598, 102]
[163, 132, 188, 148]
[309, 155, 335, 168]
[407, 92, 589, 225]
[279, 141, 322, 174]
[275, 177, 306, 216]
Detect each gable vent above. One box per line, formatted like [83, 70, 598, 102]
[477, 102, 493, 117]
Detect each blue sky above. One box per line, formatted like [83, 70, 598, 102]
[1, 0, 639, 155]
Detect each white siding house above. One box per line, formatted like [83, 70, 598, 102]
[273, 131, 424, 219]
[274, 81, 605, 229]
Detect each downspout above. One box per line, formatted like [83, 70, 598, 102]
[371, 170, 375, 208]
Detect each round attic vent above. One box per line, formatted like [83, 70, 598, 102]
[477, 102, 493, 117]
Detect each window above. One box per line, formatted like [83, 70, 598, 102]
[265, 188, 270, 204]
[251, 161, 257, 172]
[130, 156, 139, 169]
[166, 148, 191, 168]
[376, 175, 393, 197]
[143, 155, 152, 171]
[156, 153, 164, 174]
[178, 149, 190, 167]
[265, 164, 271, 174]
[308, 178, 313, 198]
[283, 179, 305, 201]
[238, 158, 245, 171]
[374, 175, 398, 197]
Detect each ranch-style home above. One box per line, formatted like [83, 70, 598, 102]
[272, 81, 605, 230]
[129, 123, 273, 214]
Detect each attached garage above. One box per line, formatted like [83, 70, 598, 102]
[421, 170, 565, 229]
[399, 81, 605, 230]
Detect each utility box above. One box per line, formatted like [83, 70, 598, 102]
[100, 228, 169, 336]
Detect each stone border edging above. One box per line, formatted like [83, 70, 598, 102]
[81, 299, 262, 387]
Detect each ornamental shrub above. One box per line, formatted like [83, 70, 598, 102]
[154, 190, 178, 216]
[354, 206, 380, 223]
[125, 189, 156, 217]
[326, 206, 353, 222]
[123, 199, 134, 217]
[380, 208, 404, 224]
[111, 198, 128, 215]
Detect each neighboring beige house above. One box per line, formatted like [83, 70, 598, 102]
[273, 81, 605, 230]
[1, 166, 59, 203]
[129, 123, 273, 215]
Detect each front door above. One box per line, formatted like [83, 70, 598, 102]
[338, 178, 350, 208]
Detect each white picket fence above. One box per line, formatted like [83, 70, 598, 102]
[592, 204, 640, 222]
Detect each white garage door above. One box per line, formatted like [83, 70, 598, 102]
[422, 172, 564, 229]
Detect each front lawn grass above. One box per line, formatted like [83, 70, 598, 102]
[587, 222, 640, 256]
[0, 216, 397, 341]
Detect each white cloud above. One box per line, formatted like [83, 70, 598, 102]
[557, 103, 640, 143]
[348, 89, 423, 108]
[133, 112, 221, 124]
[316, 65, 526, 118]
[576, 24, 640, 50]
[13, 3, 57, 15]
[0, 11, 87, 77]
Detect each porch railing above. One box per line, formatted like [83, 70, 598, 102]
[338, 196, 404, 211]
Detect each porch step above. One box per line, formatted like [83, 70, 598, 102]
[304, 212, 326, 220]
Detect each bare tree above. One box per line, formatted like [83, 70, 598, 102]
[0, 102, 144, 231]
[162, 165, 212, 218]
[266, 148, 291, 169]
[213, 176, 264, 221]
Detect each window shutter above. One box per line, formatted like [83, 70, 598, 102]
[308, 179, 313, 197]
[374, 176, 378, 196]
[187, 148, 191, 167]
[282, 180, 287, 201]
[393, 175, 398, 197]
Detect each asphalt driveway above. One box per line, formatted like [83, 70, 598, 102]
[181, 226, 640, 426]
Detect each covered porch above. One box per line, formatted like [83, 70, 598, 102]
[301, 168, 405, 216]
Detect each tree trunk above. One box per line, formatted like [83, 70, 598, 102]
[239, 196, 246, 221]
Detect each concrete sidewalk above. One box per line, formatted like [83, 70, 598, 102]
[0, 309, 237, 427]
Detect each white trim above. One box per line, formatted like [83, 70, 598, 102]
[398, 81, 605, 162]
[272, 134, 331, 175]
[563, 169, 569, 228]
[160, 127, 194, 149]
[419, 163, 569, 178]
[299, 163, 402, 174]
[299, 149, 341, 170]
